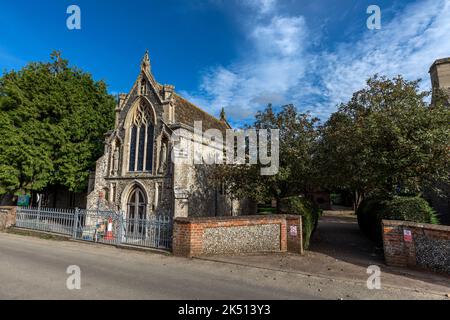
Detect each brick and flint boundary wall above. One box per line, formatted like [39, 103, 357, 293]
[382, 220, 450, 274]
[173, 215, 303, 258]
[0, 206, 17, 231]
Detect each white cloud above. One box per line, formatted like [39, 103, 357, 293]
[187, 0, 450, 123]
[252, 16, 307, 57]
[185, 0, 310, 122]
[313, 0, 450, 117]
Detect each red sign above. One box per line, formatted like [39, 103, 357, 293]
[403, 229, 413, 242]
[290, 226, 298, 237]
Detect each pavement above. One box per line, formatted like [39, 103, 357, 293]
[0, 229, 448, 300]
[201, 211, 450, 298]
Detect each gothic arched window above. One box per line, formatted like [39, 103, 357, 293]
[129, 102, 154, 172]
[127, 187, 147, 235]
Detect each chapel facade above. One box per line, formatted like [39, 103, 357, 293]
[87, 52, 243, 218]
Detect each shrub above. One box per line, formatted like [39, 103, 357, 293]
[357, 198, 386, 242]
[280, 196, 323, 250]
[382, 196, 439, 224]
[257, 206, 277, 215]
[357, 196, 439, 243]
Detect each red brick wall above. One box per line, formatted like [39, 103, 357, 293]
[172, 219, 192, 257]
[382, 220, 450, 274]
[173, 215, 303, 258]
[286, 216, 304, 255]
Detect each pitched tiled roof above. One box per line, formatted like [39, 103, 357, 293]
[173, 94, 231, 133]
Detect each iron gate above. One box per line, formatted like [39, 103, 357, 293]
[15, 207, 173, 249]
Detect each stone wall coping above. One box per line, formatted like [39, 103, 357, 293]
[382, 219, 450, 232]
[0, 206, 16, 209]
[432, 57, 450, 66]
[174, 214, 301, 225]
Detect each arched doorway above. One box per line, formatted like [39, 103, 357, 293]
[127, 187, 147, 236]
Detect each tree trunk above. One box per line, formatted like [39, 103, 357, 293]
[276, 196, 282, 214]
[353, 190, 364, 212]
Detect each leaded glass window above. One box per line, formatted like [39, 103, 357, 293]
[129, 126, 137, 172]
[146, 124, 154, 171]
[129, 101, 154, 173]
[127, 187, 146, 235]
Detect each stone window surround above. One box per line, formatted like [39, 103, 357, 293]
[122, 96, 158, 176]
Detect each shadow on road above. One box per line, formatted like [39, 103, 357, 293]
[309, 210, 450, 289]
[310, 212, 384, 265]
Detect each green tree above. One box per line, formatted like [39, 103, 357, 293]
[214, 104, 319, 207]
[0, 51, 115, 196]
[316, 75, 450, 205]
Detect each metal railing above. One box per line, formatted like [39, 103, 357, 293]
[122, 215, 172, 249]
[15, 207, 173, 249]
[15, 207, 75, 236]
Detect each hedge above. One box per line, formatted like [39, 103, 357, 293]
[357, 196, 439, 243]
[280, 196, 323, 250]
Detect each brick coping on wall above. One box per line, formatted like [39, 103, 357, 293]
[382, 219, 450, 232]
[174, 214, 300, 224]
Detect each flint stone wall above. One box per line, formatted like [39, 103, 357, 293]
[173, 215, 303, 257]
[382, 220, 450, 274]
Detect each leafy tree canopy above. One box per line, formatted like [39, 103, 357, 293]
[315, 75, 450, 201]
[214, 104, 320, 204]
[0, 51, 115, 195]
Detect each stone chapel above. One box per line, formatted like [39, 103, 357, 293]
[87, 51, 243, 218]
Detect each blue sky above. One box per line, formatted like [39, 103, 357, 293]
[1, 0, 449, 126]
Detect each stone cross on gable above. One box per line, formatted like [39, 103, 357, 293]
[141, 50, 151, 72]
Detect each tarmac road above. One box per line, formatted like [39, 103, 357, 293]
[0, 233, 446, 300]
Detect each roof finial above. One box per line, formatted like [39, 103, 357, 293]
[219, 107, 232, 129]
[141, 49, 151, 72]
[220, 107, 227, 121]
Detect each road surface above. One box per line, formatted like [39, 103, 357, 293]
[0, 233, 446, 300]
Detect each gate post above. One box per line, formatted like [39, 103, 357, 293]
[72, 208, 79, 239]
[118, 210, 124, 245]
[37, 198, 42, 226]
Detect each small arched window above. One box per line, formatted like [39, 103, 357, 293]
[127, 187, 147, 235]
[129, 101, 154, 172]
